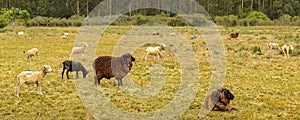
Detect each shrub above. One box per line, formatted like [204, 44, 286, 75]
[168, 15, 188, 26]
[245, 11, 272, 26]
[215, 15, 238, 27]
[0, 16, 8, 28]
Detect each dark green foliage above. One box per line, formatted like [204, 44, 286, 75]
[0, 16, 8, 28]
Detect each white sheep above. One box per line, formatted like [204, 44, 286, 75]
[145, 44, 166, 61]
[16, 65, 52, 98]
[61, 32, 69, 40]
[61, 34, 68, 40]
[169, 32, 176, 36]
[17, 31, 24, 36]
[281, 44, 294, 58]
[23, 48, 39, 60]
[69, 43, 89, 60]
[268, 42, 281, 58]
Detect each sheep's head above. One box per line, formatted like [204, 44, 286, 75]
[43, 65, 53, 73]
[84, 43, 89, 48]
[219, 88, 234, 105]
[122, 53, 136, 62]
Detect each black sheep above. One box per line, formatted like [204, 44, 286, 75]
[93, 53, 135, 86]
[62, 60, 88, 79]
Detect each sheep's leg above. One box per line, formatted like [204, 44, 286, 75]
[16, 81, 23, 98]
[66, 70, 70, 79]
[75, 70, 79, 79]
[94, 75, 103, 85]
[287, 48, 290, 58]
[36, 81, 43, 95]
[145, 53, 149, 61]
[116, 78, 122, 86]
[62, 68, 65, 79]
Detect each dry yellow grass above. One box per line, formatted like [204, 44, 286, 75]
[0, 26, 299, 119]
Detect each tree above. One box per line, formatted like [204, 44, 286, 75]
[3, 7, 29, 28]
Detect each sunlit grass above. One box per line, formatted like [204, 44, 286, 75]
[0, 26, 299, 119]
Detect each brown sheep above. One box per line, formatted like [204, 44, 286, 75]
[16, 65, 52, 98]
[93, 53, 135, 86]
[204, 87, 237, 111]
[228, 33, 239, 40]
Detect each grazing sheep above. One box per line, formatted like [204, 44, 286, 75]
[204, 87, 237, 111]
[61, 35, 68, 40]
[62, 60, 88, 79]
[281, 44, 294, 58]
[268, 42, 281, 58]
[23, 48, 39, 60]
[61, 32, 69, 40]
[93, 53, 135, 86]
[17, 31, 24, 36]
[228, 33, 239, 40]
[69, 43, 89, 60]
[145, 45, 165, 61]
[15, 65, 52, 98]
[152, 32, 159, 35]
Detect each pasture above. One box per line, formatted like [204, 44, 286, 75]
[0, 26, 299, 119]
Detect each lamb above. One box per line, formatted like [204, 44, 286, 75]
[228, 33, 239, 40]
[93, 53, 135, 86]
[145, 44, 166, 61]
[204, 87, 237, 111]
[15, 65, 52, 98]
[23, 48, 39, 60]
[281, 44, 294, 58]
[69, 43, 89, 60]
[62, 60, 88, 79]
[268, 42, 281, 58]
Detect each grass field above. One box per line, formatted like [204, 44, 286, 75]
[0, 25, 299, 119]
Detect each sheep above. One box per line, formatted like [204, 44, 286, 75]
[169, 32, 176, 36]
[152, 32, 159, 35]
[204, 87, 237, 111]
[69, 43, 89, 60]
[17, 31, 24, 36]
[61, 32, 69, 40]
[23, 48, 39, 60]
[62, 60, 88, 79]
[93, 53, 135, 86]
[15, 65, 52, 98]
[145, 44, 166, 61]
[268, 42, 281, 58]
[228, 33, 239, 40]
[281, 44, 294, 58]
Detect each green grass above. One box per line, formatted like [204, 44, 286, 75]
[0, 26, 299, 119]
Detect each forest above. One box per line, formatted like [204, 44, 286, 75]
[0, 0, 300, 27]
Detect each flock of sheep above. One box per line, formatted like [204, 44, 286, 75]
[16, 31, 168, 98]
[15, 30, 295, 113]
[228, 32, 295, 58]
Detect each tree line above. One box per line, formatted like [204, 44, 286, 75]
[0, 0, 299, 19]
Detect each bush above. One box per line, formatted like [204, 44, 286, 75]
[0, 16, 8, 28]
[135, 14, 149, 25]
[168, 15, 189, 26]
[215, 15, 238, 27]
[245, 11, 272, 26]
